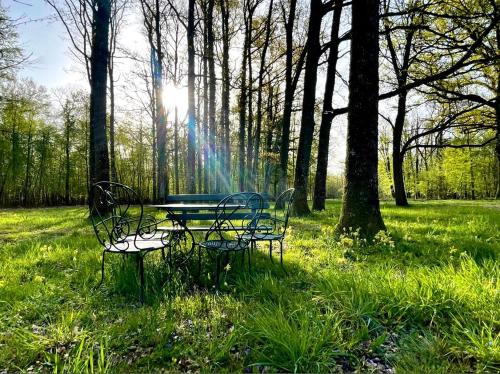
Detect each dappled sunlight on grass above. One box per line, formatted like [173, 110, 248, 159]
[0, 200, 498, 372]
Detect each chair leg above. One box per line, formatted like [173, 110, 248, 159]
[247, 246, 252, 273]
[139, 255, 145, 304]
[168, 244, 173, 268]
[161, 247, 166, 262]
[269, 241, 274, 263]
[197, 246, 202, 278]
[97, 251, 106, 288]
[215, 254, 221, 289]
[280, 241, 287, 275]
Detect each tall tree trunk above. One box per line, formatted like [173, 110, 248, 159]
[238, 4, 249, 192]
[253, 0, 274, 192]
[64, 105, 72, 205]
[186, 0, 197, 193]
[495, 59, 500, 198]
[174, 107, 180, 194]
[151, 92, 157, 201]
[263, 84, 274, 195]
[337, 0, 385, 237]
[414, 148, 419, 198]
[89, 0, 111, 205]
[312, 0, 342, 211]
[207, 0, 217, 192]
[494, 17, 500, 199]
[196, 89, 203, 193]
[246, 11, 254, 191]
[496, 158, 500, 199]
[84, 102, 90, 197]
[23, 124, 32, 206]
[220, 0, 231, 192]
[385, 22, 414, 206]
[278, 0, 297, 193]
[108, 0, 122, 185]
[392, 91, 409, 206]
[203, 17, 209, 193]
[108, 64, 117, 183]
[141, 0, 164, 201]
[470, 155, 476, 200]
[154, 0, 168, 200]
[291, 0, 323, 216]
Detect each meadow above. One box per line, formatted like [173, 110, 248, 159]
[0, 200, 498, 372]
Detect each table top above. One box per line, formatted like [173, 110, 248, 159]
[149, 203, 243, 211]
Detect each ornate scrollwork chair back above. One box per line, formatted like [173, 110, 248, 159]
[272, 188, 295, 238]
[90, 182, 142, 252]
[205, 192, 264, 247]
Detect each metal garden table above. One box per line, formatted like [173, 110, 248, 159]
[149, 201, 271, 267]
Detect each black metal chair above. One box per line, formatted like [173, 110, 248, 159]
[242, 188, 295, 272]
[90, 181, 174, 303]
[198, 192, 264, 288]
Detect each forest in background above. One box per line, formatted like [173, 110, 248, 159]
[0, 0, 498, 209]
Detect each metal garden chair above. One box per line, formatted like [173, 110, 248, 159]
[241, 188, 295, 272]
[90, 181, 177, 303]
[198, 192, 264, 288]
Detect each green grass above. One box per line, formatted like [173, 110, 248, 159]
[0, 200, 499, 372]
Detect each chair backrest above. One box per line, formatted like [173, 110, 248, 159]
[90, 182, 144, 251]
[273, 188, 295, 237]
[205, 192, 264, 243]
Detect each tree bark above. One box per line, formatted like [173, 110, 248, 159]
[151, 86, 157, 201]
[207, 0, 217, 192]
[174, 106, 180, 194]
[312, 0, 343, 211]
[141, 0, 166, 201]
[263, 84, 274, 195]
[108, 62, 117, 183]
[108, 0, 124, 184]
[337, 0, 385, 237]
[154, 0, 168, 200]
[392, 92, 409, 206]
[238, 2, 250, 192]
[196, 81, 203, 193]
[385, 21, 414, 206]
[220, 0, 231, 192]
[292, 0, 323, 216]
[278, 0, 297, 193]
[89, 0, 111, 205]
[23, 124, 32, 205]
[253, 0, 274, 192]
[64, 101, 73, 205]
[495, 39, 500, 199]
[186, 0, 197, 193]
[246, 7, 255, 191]
[202, 10, 209, 193]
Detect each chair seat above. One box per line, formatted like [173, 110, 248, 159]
[199, 239, 250, 252]
[105, 235, 167, 253]
[241, 233, 283, 241]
